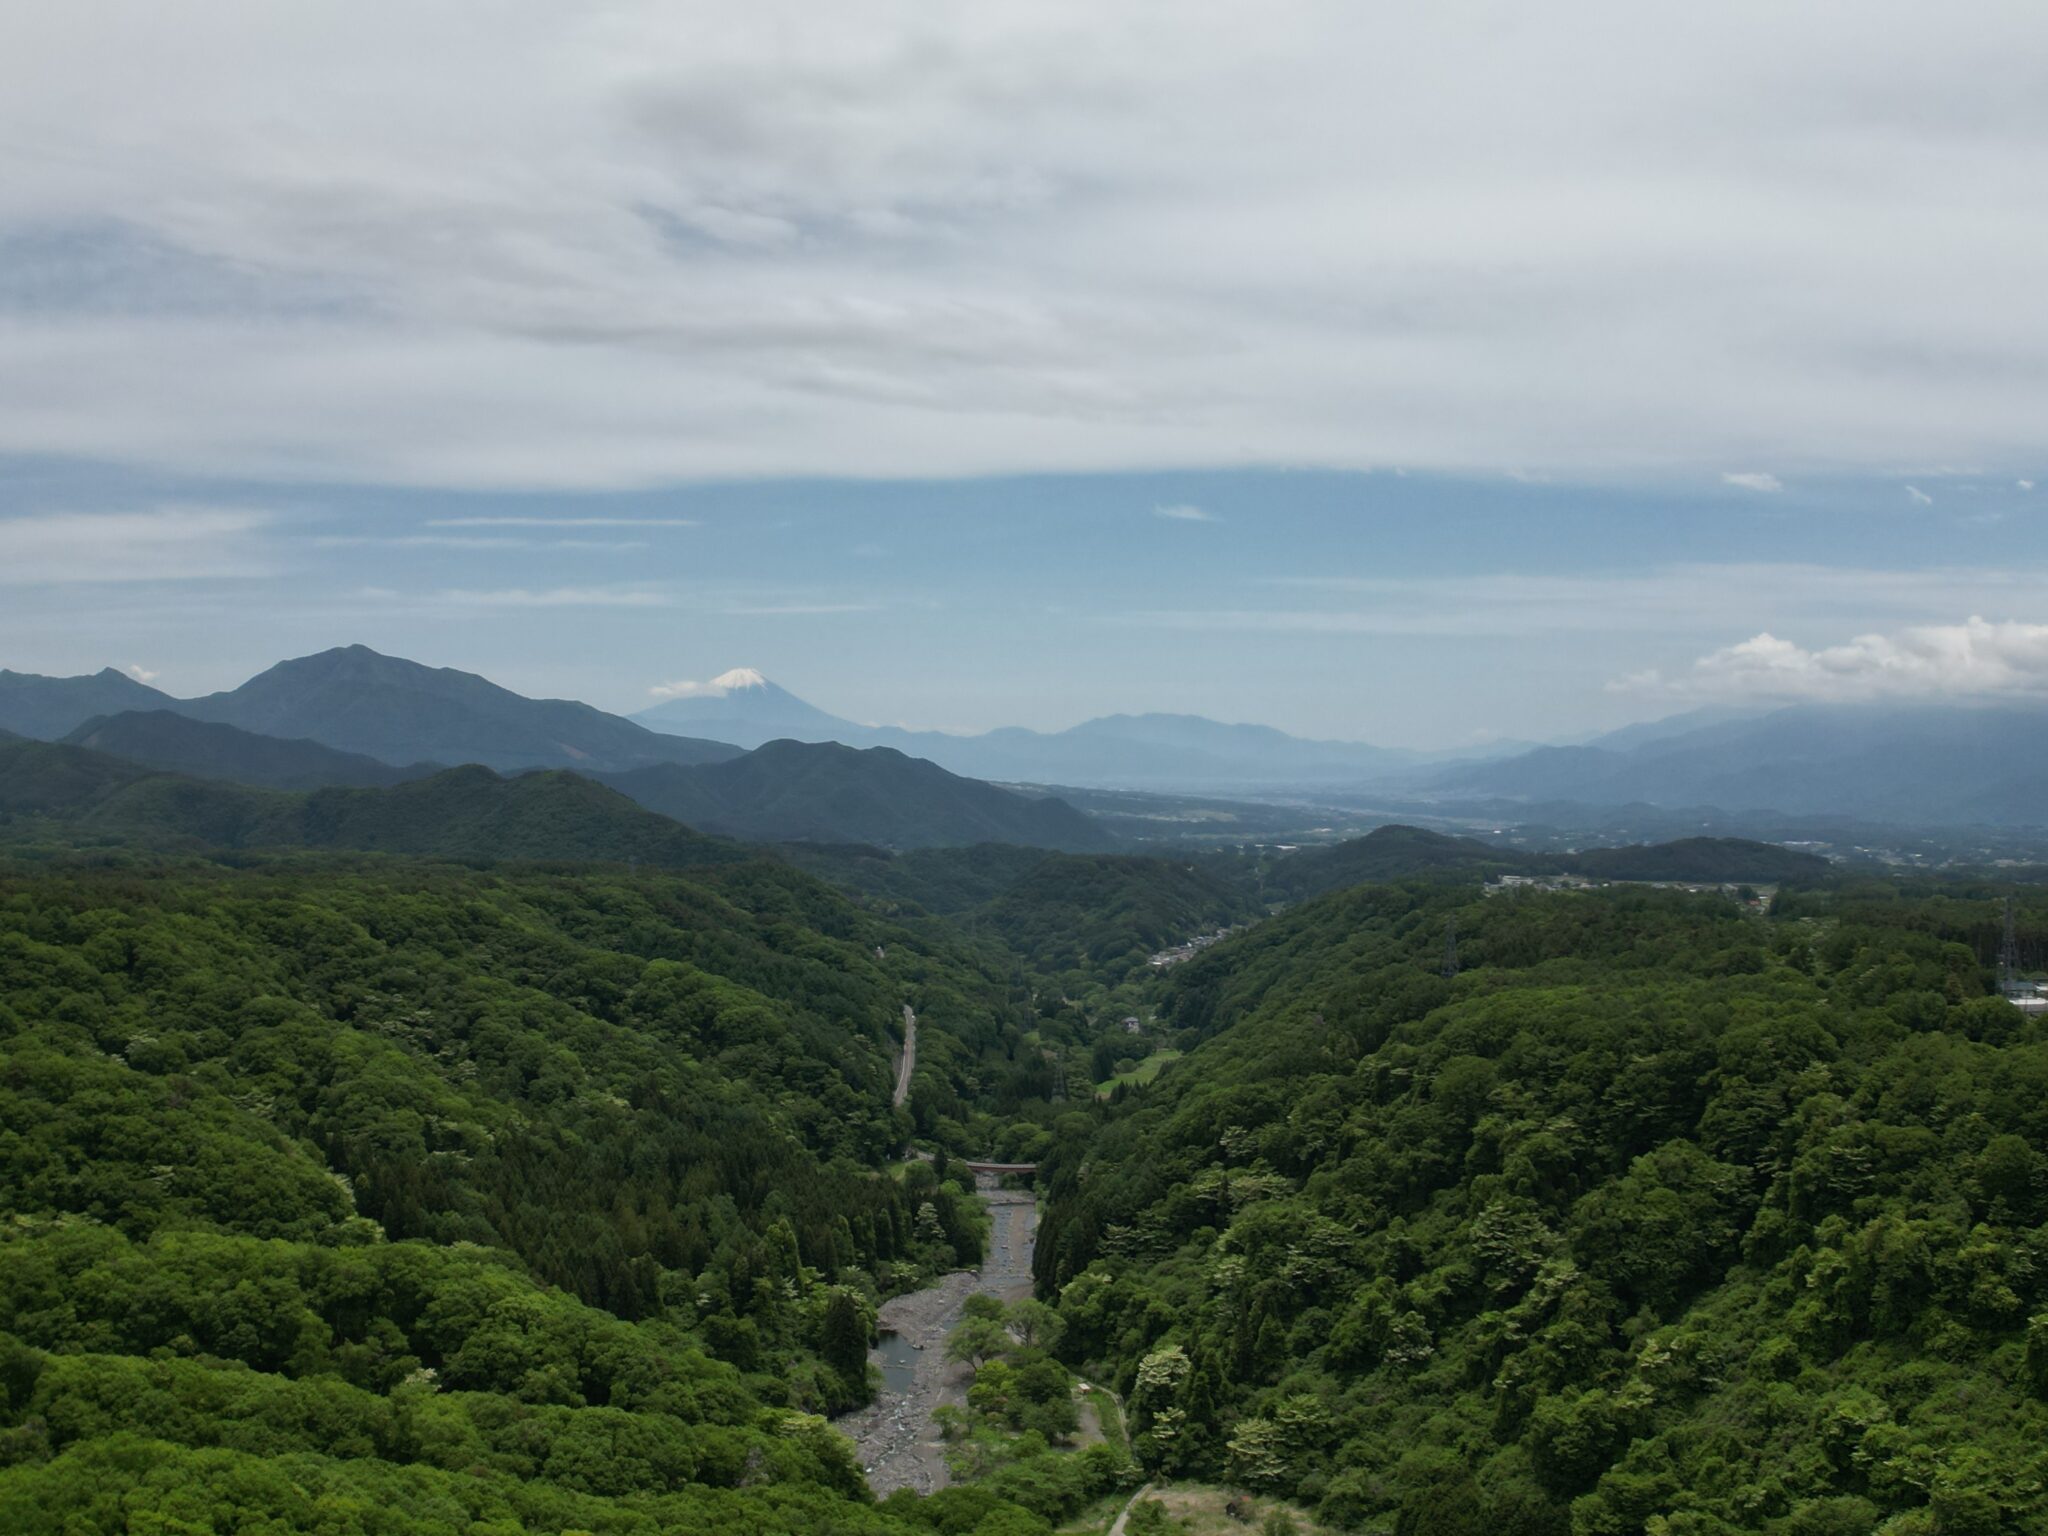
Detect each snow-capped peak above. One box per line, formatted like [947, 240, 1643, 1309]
[648, 667, 769, 702]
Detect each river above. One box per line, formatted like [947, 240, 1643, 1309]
[833, 1173, 1038, 1495]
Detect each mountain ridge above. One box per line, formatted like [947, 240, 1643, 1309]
[61, 709, 439, 790]
[0, 737, 743, 866]
[598, 736, 1114, 851]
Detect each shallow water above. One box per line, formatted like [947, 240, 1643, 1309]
[833, 1176, 1038, 1496]
[874, 1329, 920, 1397]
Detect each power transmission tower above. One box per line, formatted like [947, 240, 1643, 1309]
[1442, 915, 1460, 981]
[2000, 895, 2020, 991]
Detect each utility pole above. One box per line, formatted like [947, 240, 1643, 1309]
[1443, 915, 1460, 981]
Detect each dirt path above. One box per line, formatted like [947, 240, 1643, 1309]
[834, 1176, 1036, 1496]
[892, 1004, 916, 1109]
[1107, 1482, 1156, 1536]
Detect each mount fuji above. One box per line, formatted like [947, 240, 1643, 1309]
[634, 668, 1440, 788]
[634, 668, 865, 750]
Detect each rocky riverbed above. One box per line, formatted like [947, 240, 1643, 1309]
[834, 1177, 1037, 1496]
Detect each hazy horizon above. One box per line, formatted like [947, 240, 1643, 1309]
[5, 5, 2047, 747]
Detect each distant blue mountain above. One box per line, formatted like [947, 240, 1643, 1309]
[0, 666, 177, 740]
[636, 669, 1444, 788]
[1428, 700, 2048, 826]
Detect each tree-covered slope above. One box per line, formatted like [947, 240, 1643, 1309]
[1266, 825, 1540, 901]
[1034, 881, 2048, 1534]
[0, 740, 743, 867]
[176, 644, 743, 773]
[0, 853, 1073, 1534]
[976, 853, 1257, 982]
[789, 843, 1258, 987]
[600, 738, 1114, 852]
[1566, 836, 1830, 884]
[781, 841, 1060, 917]
[62, 709, 437, 789]
[1267, 826, 1829, 904]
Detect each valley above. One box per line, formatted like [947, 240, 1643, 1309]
[6, 646, 2048, 1535]
[837, 1175, 1040, 1496]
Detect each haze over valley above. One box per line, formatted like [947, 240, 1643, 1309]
[8, 5, 2048, 1535]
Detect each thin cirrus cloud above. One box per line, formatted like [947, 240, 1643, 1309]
[1721, 471, 1783, 493]
[0, 506, 275, 583]
[1154, 504, 1218, 522]
[433, 586, 670, 608]
[314, 534, 649, 550]
[0, 5, 2045, 487]
[1120, 563, 2048, 639]
[423, 516, 699, 528]
[722, 603, 880, 617]
[1620, 617, 2048, 703]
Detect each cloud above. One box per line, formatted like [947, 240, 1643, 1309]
[1154, 503, 1218, 522]
[1117, 562, 2048, 640]
[648, 666, 767, 701]
[721, 602, 879, 615]
[1722, 471, 1783, 493]
[1, 7, 2046, 487]
[1624, 616, 2048, 703]
[433, 586, 668, 607]
[1906, 485, 1935, 506]
[122, 663, 159, 682]
[424, 516, 698, 528]
[2021, 479, 2037, 491]
[0, 506, 273, 582]
[313, 533, 648, 550]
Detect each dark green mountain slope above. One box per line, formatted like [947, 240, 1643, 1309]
[601, 738, 1114, 851]
[0, 665, 175, 739]
[63, 709, 437, 789]
[1568, 835, 1830, 884]
[1267, 824, 1540, 900]
[978, 853, 1256, 981]
[177, 645, 743, 773]
[1268, 825, 1828, 903]
[0, 853, 1088, 1532]
[786, 841, 1256, 985]
[781, 841, 1059, 916]
[1034, 881, 2048, 1533]
[0, 739, 740, 867]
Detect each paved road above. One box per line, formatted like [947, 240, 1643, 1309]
[892, 1004, 916, 1109]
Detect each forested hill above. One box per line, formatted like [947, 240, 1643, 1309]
[1032, 879, 2048, 1533]
[174, 644, 744, 773]
[598, 737, 1113, 852]
[976, 853, 1257, 983]
[1567, 835, 1831, 883]
[786, 842, 1258, 986]
[0, 852, 1063, 1533]
[1266, 825, 1537, 899]
[0, 739, 742, 867]
[62, 708, 438, 789]
[1267, 824, 1828, 902]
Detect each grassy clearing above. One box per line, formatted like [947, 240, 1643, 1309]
[1080, 1386, 1129, 1458]
[1093, 1048, 1182, 1098]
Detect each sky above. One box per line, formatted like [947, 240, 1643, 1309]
[3, 2, 2046, 746]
